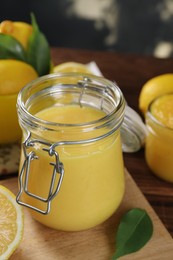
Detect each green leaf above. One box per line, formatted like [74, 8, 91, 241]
[112, 208, 153, 259]
[27, 13, 51, 76]
[0, 34, 26, 61]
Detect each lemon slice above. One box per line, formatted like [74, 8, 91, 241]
[0, 185, 24, 259]
[139, 73, 173, 115]
[53, 62, 92, 74]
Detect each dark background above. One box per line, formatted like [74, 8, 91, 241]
[1, 0, 173, 57]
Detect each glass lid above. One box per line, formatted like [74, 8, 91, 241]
[121, 105, 147, 153]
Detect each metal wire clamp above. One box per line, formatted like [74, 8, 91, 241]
[16, 133, 64, 215]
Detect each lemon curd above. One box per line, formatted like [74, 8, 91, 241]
[145, 94, 173, 182]
[19, 105, 124, 231]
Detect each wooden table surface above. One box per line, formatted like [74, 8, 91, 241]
[1, 47, 173, 239]
[51, 47, 173, 237]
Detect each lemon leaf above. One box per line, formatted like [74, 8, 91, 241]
[112, 208, 153, 259]
[0, 34, 26, 61]
[27, 13, 51, 76]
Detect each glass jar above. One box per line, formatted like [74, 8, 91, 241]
[145, 94, 173, 183]
[16, 73, 145, 231]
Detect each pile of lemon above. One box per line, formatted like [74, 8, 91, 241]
[0, 17, 92, 144]
[0, 20, 38, 143]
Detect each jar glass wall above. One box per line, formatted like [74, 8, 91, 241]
[17, 73, 126, 231]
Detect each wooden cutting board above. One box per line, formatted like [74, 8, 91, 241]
[1, 169, 173, 260]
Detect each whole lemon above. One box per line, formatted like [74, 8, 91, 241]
[0, 60, 38, 144]
[139, 73, 173, 115]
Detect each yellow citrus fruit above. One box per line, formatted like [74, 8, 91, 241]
[0, 59, 38, 95]
[139, 73, 173, 115]
[0, 20, 32, 49]
[53, 62, 92, 74]
[0, 185, 24, 259]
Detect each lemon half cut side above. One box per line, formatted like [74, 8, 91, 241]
[0, 185, 24, 259]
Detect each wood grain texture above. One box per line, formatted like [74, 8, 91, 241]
[1, 169, 173, 260]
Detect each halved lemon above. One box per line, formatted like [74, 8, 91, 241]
[53, 62, 92, 74]
[139, 73, 173, 115]
[0, 185, 24, 259]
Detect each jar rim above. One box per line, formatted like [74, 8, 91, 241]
[17, 72, 125, 132]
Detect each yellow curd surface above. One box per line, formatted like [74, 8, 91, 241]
[145, 94, 173, 182]
[151, 94, 173, 129]
[20, 105, 125, 231]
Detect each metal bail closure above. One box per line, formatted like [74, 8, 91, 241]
[16, 133, 64, 215]
[121, 105, 147, 153]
